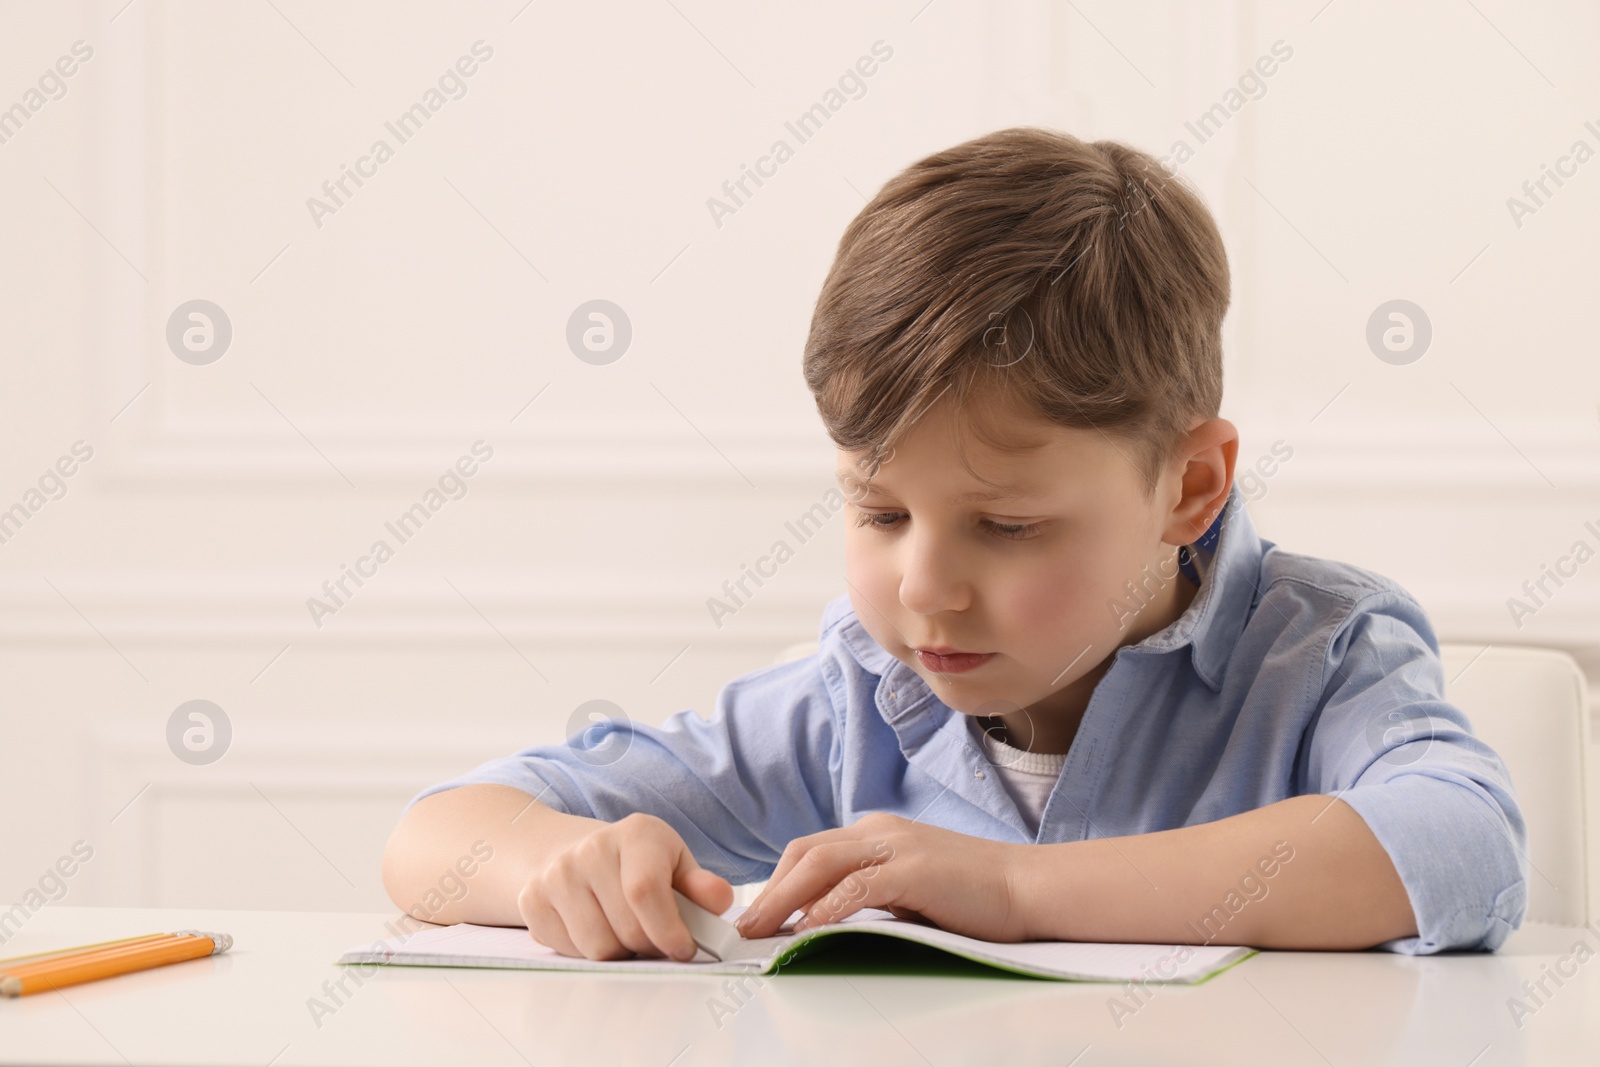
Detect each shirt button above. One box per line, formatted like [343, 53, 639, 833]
[974, 769, 985, 779]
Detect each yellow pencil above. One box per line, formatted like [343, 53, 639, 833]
[0, 930, 232, 997]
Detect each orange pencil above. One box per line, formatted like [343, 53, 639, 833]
[0, 932, 211, 977]
[2, 934, 189, 977]
[0, 930, 232, 997]
[0, 932, 171, 968]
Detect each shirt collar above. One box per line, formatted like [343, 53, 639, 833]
[1127, 481, 1261, 692]
[823, 480, 1263, 695]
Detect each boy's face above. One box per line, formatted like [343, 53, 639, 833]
[837, 388, 1205, 735]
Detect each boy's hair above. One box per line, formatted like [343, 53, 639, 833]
[803, 126, 1229, 495]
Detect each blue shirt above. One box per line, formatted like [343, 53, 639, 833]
[411, 483, 1528, 955]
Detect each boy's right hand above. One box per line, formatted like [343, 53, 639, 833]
[516, 812, 733, 962]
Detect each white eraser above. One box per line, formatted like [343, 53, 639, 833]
[672, 889, 745, 961]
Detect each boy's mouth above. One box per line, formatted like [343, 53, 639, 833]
[913, 649, 994, 674]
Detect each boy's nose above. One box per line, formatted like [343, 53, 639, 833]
[897, 533, 973, 615]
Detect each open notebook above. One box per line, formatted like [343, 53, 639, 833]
[340, 895, 1255, 984]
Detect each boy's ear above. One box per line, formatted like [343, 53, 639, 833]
[1162, 417, 1238, 546]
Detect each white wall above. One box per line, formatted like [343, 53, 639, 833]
[0, 0, 1595, 915]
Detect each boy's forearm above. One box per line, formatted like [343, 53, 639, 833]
[381, 783, 603, 926]
[1016, 795, 1418, 949]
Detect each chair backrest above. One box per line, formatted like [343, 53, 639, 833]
[1440, 644, 1593, 927]
[770, 639, 1595, 926]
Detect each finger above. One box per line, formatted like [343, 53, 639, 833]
[677, 866, 735, 917]
[520, 889, 582, 959]
[737, 841, 883, 938]
[591, 874, 665, 959]
[551, 881, 630, 961]
[796, 862, 894, 929]
[745, 827, 852, 922]
[618, 840, 697, 962]
[763, 830, 833, 890]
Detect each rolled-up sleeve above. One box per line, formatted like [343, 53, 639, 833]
[1303, 591, 1528, 954]
[406, 652, 841, 885]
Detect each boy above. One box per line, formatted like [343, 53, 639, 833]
[383, 127, 1526, 962]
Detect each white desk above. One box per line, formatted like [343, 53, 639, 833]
[1, 907, 1596, 1065]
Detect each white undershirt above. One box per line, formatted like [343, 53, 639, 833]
[969, 717, 1069, 837]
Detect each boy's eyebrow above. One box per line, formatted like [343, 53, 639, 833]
[835, 469, 1032, 503]
[950, 486, 1033, 503]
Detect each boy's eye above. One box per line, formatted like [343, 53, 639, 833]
[850, 511, 1042, 540]
[986, 520, 1035, 539]
[854, 511, 904, 530]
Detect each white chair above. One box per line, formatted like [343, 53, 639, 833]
[757, 640, 1596, 927]
[1440, 644, 1593, 927]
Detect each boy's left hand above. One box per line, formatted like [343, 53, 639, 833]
[734, 812, 1032, 943]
